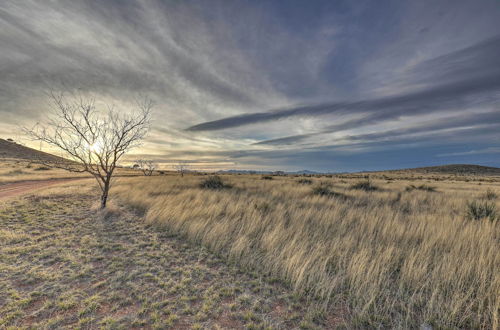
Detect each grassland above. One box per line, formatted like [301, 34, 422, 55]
[111, 174, 500, 329]
[0, 159, 88, 184]
[0, 181, 333, 329]
[0, 159, 147, 185]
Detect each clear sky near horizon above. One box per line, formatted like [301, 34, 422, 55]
[1, 0, 500, 172]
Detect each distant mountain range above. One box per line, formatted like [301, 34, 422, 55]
[217, 165, 500, 176]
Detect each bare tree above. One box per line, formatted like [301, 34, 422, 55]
[174, 161, 190, 177]
[136, 159, 157, 176]
[25, 91, 153, 209]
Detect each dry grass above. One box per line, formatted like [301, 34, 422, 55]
[0, 182, 333, 329]
[0, 159, 88, 184]
[0, 159, 146, 184]
[112, 174, 500, 329]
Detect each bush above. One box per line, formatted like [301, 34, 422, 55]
[297, 179, 313, 185]
[7, 169, 27, 175]
[312, 184, 345, 198]
[261, 175, 273, 180]
[350, 180, 379, 191]
[199, 176, 231, 189]
[312, 185, 331, 196]
[483, 189, 497, 200]
[34, 166, 51, 171]
[406, 184, 436, 192]
[466, 200, 497, 221]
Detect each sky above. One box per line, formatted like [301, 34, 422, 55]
[1, 0, 500, 172]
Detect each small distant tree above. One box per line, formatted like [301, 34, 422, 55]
[174, 161, 189, 177]
[25, 91, 153, 209]
[136, 159, 157, 176]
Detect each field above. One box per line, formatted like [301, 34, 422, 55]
[111, 173, 499, 329]
[1, 158, 499, 329]
[0, 181, 328, 329]
[0, 158, 144, 185]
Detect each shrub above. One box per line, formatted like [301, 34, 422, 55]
[261, 175, 273, 180]
[350, 180, 379, 191]
[466, 200, 497, 221]
[406, 184, 436, 192]
[312, 184, 345, 198]
[7, 169, 27, 175]
[483, 189, 497, 200]
[34, 166, 51, 171]
[199, 176, 231, 189]
[297, 179, 313, 185]
[312, 185, 331, 196]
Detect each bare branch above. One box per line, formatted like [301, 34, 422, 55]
[24, 91, 153, 208]
[135, 159, 157, 176]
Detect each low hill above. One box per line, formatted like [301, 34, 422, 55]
[390, 164, 500, 176]
[0, 138, 67, 163]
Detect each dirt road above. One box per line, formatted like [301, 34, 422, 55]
[0, 178, 84, 200]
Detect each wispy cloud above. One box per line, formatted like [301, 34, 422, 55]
[438, 147, 500, 157]
[188, 36, 500, 133]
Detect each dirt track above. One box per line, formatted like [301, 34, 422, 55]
[0, 178, 84, 200]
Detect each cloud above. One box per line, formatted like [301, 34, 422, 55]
[255, 109, 500, 146]
[187, 35, 500, 133]
[2, 1, 500, 171]
[438, 147, 500, 157]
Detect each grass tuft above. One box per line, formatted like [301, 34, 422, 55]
[350, 180, 379, 191]
[199, 175, 231, 189]
[483, 188, 497, 200]
[34, 166, 51, 171]
[406, 184, 436, 192]
[466, 200, 498, 221]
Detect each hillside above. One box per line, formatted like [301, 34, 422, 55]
[397, 164, 500, 176]
[0, 138, 67, 163]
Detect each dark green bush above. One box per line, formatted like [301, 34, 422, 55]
[312, 184, 346, 198]
[34, 166, 51, 171]
[350, 180, 379, 191]
[298, 179, 313, 185]
[261, 175, 273, 180]
[466, 200, 497, 221]
[199, 176, 231, 189]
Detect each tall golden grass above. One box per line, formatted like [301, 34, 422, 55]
[112, 175, 499, 328]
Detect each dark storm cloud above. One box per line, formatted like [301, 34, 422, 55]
[187, 35, 500, 132]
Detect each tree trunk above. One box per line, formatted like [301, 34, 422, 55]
[100, 179, 110, 209]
